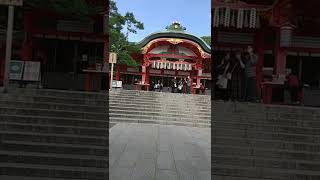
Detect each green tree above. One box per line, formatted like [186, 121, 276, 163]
[109, 0, 144, 67]
[201, 36, 211, 46]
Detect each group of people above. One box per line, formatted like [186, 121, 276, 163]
[215, 46, 259, 102]
[170, 76, 192, 94]
[216, 45, 303, 104]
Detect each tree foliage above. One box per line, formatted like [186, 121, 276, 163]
[109, 0, 144, 67]
[201, 36, 211, 46]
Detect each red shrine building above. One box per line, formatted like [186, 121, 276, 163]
[0, 0, 107, 91]
[212, 0, 320, 106]
[114, 22, 212, 92]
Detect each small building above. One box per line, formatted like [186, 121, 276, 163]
[0, 0, 107, 91]
[114, 22, 212, 92]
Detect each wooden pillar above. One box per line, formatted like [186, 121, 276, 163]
[141, 65, 146, 84]
[115, 65, 120, 81]
[145, 66, 150, 84]
[274, 27, 287, 76]
[254, 28, 265, 98]
[21, 13, 33, 61]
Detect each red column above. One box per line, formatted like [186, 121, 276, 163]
[254, 29, 265, 98]
[274, 28, 287, 76]
[115, 65, 120, 81]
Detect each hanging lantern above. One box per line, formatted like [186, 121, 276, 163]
[280, 23, 295, 47]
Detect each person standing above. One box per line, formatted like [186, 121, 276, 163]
[286, 72, 300, 104]
[216, 52, 231, 101]
[178, 78, 184, 93]
[186, 76, 191, 94]
[239, 46, 258, 102]
[171, 77, 178, 93]
[231, 51, 244, 101]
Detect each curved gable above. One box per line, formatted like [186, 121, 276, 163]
[137, 31, 211, 54]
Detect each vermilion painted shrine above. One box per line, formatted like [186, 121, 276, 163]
[115, 22, 212, 93]
[213, 0, 320, 106]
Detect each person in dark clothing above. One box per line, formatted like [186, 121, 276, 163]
[186, 76, 191, 94]
[239, 46, 258, 102]
[150, 81, 155, 91]
[286, 72, 300, 104]
[230, 51, 244, 101]
[171, 77, 178, 93]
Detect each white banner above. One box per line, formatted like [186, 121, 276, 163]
[23, 61, 41, 81]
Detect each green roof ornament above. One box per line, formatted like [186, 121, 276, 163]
[166, 21, 186, 32]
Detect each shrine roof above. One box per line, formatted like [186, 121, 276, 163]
[136, 30, 211, 54]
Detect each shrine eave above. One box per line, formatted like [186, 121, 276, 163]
[136, 31, 211, 54]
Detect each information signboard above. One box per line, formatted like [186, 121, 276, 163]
[9, 60, 24, 80]
[112, 80, 122, 88]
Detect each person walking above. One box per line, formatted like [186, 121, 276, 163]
[239, 46, 258, 102]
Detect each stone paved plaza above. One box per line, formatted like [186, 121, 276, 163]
[109, 123, 211, 180]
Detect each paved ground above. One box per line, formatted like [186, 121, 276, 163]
[109, 123, 211, 180]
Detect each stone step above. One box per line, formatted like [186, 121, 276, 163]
[2, 141, 107, 157]
[212, 154, 320, 171]
[0, 100, 106, 113]
[7, 88, 107, 99]
[0, 122, 107, 137]
[0, 114, 107, 128]
[212, 144, 320, 162]
[109, 101, 210, 110]
[0, 163, 107, 179]
[110, 117, 211, 128]
[0, 94, 107, 106]
[213, 121, 320, 135]
[213, 128, 320, 143]
[212, 164, 320, 180]
[0, 150, 107, 161]
[0, 107, 106, 120]
[213, 116, 320, 127]
[1, 153, 107, 168]
[109, 98, 211, 107]
[212, 136, 320, 153]
[1, 131, 108, 146]
[109, 104, 211, 115]
[109, 109, 211, 119]
[109, 95, 211, 102]
[109, 112, 211, 122]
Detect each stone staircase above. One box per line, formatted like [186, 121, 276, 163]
[0, 88, 108, 180]
[109, 90, 211, 128]
[212, 101, 320, 180]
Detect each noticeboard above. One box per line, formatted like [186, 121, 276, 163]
[9, 60, 24, 80]
[23, 61, 41, 81]
[112, 80, 122, 88]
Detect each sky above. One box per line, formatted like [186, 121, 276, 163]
[115, 0, 211, 42]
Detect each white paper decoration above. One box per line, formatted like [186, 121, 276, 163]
[224, 8, 231, 27]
